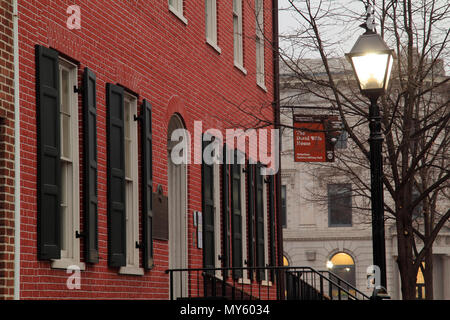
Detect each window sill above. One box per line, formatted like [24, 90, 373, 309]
[328, 225, 353, 228]
[119, 265, 145, 276]
[257, 81, 267, 92]
[261, 280, 272, 287]
[234, 63, 247, 75]
[206, 38, 221, 54]
[169, 6, 188, 25]
[51, 259, 86, 271]
[238, 278, 251, 285]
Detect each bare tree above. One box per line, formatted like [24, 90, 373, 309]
[277, 0, 450, 300]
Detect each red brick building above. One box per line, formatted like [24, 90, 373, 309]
[0, 0, 16, 300]
[8, 0, 282, 299]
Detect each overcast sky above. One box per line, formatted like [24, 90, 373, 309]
[278, 0, 364, 58]
[277, 0, 449, 73]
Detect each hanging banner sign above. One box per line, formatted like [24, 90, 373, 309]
[293, 115, 339, 162]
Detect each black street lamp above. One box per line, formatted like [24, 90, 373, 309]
[346, 7, 395, 298]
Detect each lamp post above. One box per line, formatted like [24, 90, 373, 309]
[345, 6, 395, 297]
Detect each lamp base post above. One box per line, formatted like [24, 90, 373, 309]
[368, 96, 387, 291]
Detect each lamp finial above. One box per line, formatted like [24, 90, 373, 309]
[359, 1, 377, 34]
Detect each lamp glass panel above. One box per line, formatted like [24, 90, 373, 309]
[384, 56, 393, 90]
[352, 53, 389, 90]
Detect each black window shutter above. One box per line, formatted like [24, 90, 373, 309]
[255, 163, 265, 281]
[246, 162, 255, 279]
[83, 67, 99, 264]
[36, 45, 61, 260]
[202, 135, 215, 273]
[142, 99, 154, 270]
[106, 83, 126, 267]
[231, 152, 242, 279]
[268, 175, 276, 280]
[221, 145, 231, 274]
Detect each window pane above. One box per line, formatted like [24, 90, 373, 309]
[233, 15, 239, 59]
[205, 0, 210, 39]
[61, 114, 71, 159]
[126, 180, 133, 265]
[256, 37, 264, 84]
[124, 100, 131, 179]
[335, 131, 348, 149]
[281, 185, 287, 228]
[328, 184, 352, 226]
[60, 161, 73, 256]
[61, 69, 70, 114]
[60, 68, 71, 159]
[60, 163, 68, 252]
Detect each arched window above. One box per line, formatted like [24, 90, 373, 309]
[327, 252, 356, 299]
[416, 263, 425, 299]
[283, 255, 289, 267]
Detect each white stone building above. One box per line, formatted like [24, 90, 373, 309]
[279, 57, 450, 300]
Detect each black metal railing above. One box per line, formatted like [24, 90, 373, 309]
[165, 266, 370, 300]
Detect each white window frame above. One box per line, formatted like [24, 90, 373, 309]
[233, 0, 246, 73]
[205, 0, 221, 53]
[52, 59, 84, 270]
[119, 93, 144, 275]
[169, 0, 188, 25]
[255, 0, 266, 89]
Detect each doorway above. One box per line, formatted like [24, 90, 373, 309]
[167, 114, 188, 298]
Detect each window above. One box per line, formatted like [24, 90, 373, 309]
[416, 263, 425, 299]
[36, 46, 99, 265]
[255, 0, 265, 87]
[239, 160, 249, 281]
[205, 0, 220, 52]
[52, 59, 83, 269]
[327, 252, 356, 300]
[233, 0, 245, 72]
[261, 172, 270, 284]
[202, 135, 221, 276]
[169, 0, 187, 24]
[283, 255, 289, 266]
[328, 184, 352, 227]
[335, 130, 348, 149]
[119, 93, 143, 275]
[281, 185, 287, 228]
[230, 150, 248, 281]
[254, 164, 267, 281]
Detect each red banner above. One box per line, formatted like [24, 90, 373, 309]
[293, 115, 337, 162]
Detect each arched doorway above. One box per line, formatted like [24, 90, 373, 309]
[167, 114, 188, 298]
[327, 252, 356, 299]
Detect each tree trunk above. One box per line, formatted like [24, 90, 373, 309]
[396, 237, 416, 298]
[396, 205, 417, 300]
[424, 249, 433, 300]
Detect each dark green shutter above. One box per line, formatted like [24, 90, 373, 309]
[247, 162, 255, 279]
[255, 163, 265, 281]
[142, 99, 153, 269]
[202, 135, 215, 272]
[231, 151, 242, 278]
[106, 83, 126, 267]
[83, 67, 98, 263]
[222, 146, 231, 272]
[268, 175, 276, 279]
[36, 45, 61, 260]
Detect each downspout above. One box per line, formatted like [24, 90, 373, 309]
[271, 0, 284, 298]
[13, 0, 21, 300]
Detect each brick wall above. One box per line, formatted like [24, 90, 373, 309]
[0, 0, 15, 301]
[19, 0, 277, 299]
